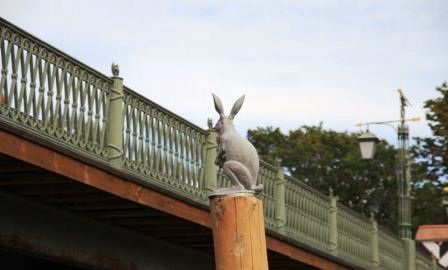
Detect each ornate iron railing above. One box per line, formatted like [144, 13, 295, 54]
[379, 229, 405, 269]
[257, 161, 277, 229]
[337, 205, 373, 268]
[0, 18, 111, 160]
[285, 174, 330, 252]
[122, 86, 208, 200]
[0, 17, 441, 270]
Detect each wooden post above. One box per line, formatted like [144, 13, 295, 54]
[210, 193, 269, 270]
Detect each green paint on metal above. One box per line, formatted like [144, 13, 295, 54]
[0, 18, 111, 160]
[203, 120, 218, 196]
[108, 65, 124, 168]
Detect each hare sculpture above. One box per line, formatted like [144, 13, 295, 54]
[212, 94, 263, 194]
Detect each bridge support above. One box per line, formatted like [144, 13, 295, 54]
[210, 194, 269, 270]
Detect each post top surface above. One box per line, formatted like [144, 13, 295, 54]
[209, 191, 256, 199]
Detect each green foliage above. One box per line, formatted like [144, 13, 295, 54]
[248, 82, 447, 231]
[411, 82, 448, 226]
[247, 124, 399, 230]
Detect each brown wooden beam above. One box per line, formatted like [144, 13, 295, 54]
[266, 236, 350, 270]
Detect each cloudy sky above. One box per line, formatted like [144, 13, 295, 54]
[2, 0, 447, 144]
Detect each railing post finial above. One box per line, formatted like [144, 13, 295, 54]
[111, 62, 120, 77]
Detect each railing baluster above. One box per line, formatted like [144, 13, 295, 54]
[44, 55, 57, 130]
[143, 109, 150, 171]
[18, 43, 30, 115]
[8, 36, 20, 112]
[1, 32, 14, 104]
[36, 49, 49, 125]
[149, 108, 156, 173]
[54, 61, 64, 134]
[172, 121, 179, 182]
[61, 65, 72, 137]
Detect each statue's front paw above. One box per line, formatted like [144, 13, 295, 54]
[251, 184, 263, 194]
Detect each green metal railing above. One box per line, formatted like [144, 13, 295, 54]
[122, 86, 208, 201]
[0, 17, 441, 270]
[379, 229, 405, 269]
[285, 175, 330, 252]
[0, 18, 111, 160]
[257, 161, 277, 229]
[416, 250, 436, 270]
[337, 205, 373, 269]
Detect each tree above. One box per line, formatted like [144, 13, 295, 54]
[247, 124, 399, 230]
[411, 81, 448, 225]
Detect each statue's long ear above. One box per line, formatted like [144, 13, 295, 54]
[212, 94, 225, 117]
[229, 95, 245, 119]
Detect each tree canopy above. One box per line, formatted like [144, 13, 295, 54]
[411, 81, 448, 225]
[248, 82, 448, 233]
[247, 124, 399, 230]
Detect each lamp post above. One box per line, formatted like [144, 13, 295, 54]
[356, 89, 419, 270]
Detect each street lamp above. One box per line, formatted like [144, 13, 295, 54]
[356, 89, 420, 240]
[357, 130, 379, 159]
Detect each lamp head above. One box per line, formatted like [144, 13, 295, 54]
[357, 131, 379, 159]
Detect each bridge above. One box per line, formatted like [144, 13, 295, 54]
[0, 17, 437, 269]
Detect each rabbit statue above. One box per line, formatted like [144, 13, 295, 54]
[212, 94, 263, 194]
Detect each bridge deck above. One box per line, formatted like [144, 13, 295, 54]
[0, 130, 335, 269]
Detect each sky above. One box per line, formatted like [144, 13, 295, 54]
[2, 0, 447, 145]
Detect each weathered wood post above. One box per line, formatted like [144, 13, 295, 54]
[210, 193, 269, 270]
[328, 188, 338, 256]
[274, 167, 286, 234]
[107, 63, 124, 168]
[370, 213, 380, 269]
